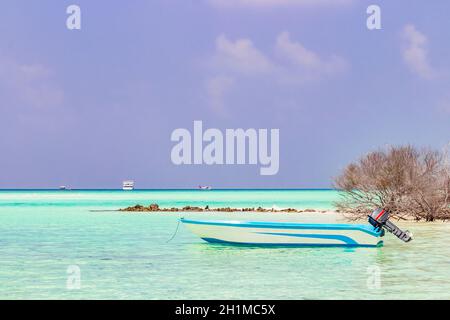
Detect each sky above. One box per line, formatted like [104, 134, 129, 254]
[0, 0, 449, 189]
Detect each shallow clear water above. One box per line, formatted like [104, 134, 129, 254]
[0, 190, 449, 299]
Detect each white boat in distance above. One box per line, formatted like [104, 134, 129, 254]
[122, 180, 135, 191]
[198, 185, 212, 190]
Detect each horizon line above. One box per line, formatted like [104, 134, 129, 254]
[0, 188, 336, 191]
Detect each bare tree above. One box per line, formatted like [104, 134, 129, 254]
[334, 145, 450, 221]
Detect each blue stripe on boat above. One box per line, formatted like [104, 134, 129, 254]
[181, 218, 382, 237]
[201, 237, 384, 248]
[255, 232, 358, 245]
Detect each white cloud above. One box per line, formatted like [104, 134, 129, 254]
[211, 32, 347, 79]
[208, 0, 353, 9]
[213, 34, 273, 75]
[206, 32, 348, 114]
[206, 76, 234, 116]
[0, 55, 63, 110]
[275, 31, 347, 76]
[401, 24, 435, 80]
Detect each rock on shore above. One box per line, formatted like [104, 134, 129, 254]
[119, 203, 327, 213]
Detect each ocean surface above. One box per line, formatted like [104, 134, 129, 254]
[0, 189, 449, 299]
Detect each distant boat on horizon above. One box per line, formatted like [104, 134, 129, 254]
[59, 186, 71, 190]
[198, 185, 212, 190]
[123, 180, 135, 191]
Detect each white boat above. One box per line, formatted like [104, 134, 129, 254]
[181, 209, 412, 247]
[122, 180, 134, 191]
[181, 218, 383, 247]
[198, 185, 212, 190]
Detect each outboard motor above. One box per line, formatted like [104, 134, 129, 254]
[368, 208, 413, 242]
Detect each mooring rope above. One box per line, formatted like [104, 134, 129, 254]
[166, 216, 182, 243]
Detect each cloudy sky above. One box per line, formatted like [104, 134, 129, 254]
[0, 0, 449, 189]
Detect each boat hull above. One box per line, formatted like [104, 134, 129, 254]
[181, 219, 383, 247]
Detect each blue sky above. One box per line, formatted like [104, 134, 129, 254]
[0, 0, 449, 188]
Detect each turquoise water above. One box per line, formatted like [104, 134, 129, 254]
[1, 190, 449, 299]
[0, 189, 339, 210]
